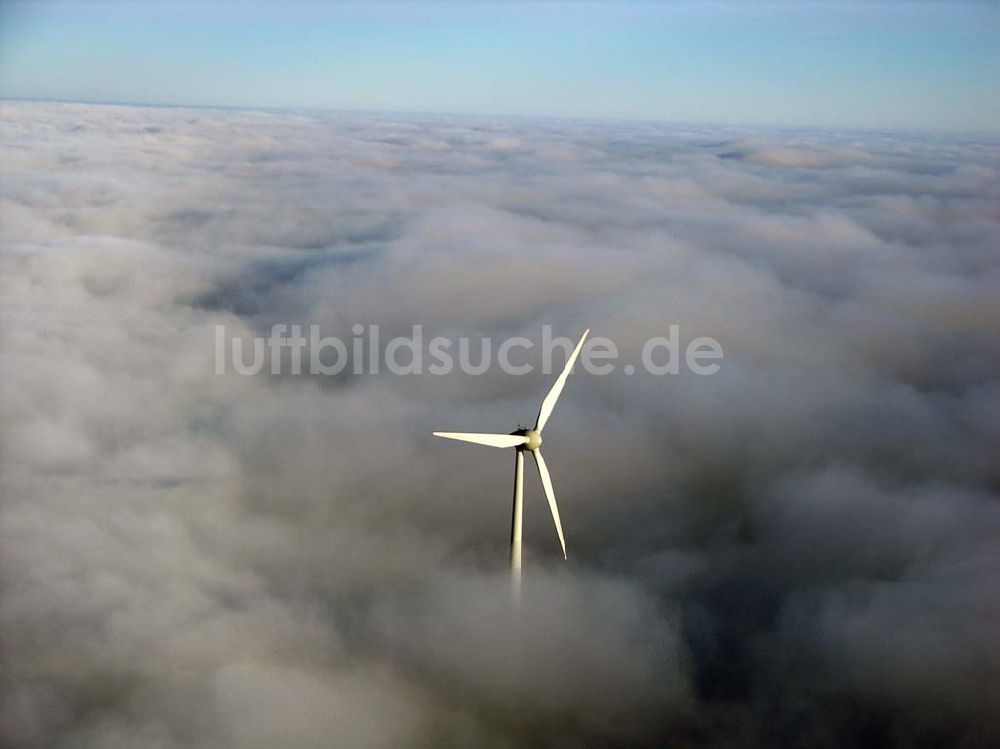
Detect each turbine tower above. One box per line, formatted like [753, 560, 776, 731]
[433, 329, 589, 596]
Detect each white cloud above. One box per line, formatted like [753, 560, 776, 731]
[1, 100, 998, 747]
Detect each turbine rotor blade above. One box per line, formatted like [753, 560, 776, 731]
[532, 450, 567, 559]
[433, 432, 528, 448]
[534, 328, 589, 433]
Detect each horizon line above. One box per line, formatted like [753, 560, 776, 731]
[3, 95, 998, 139]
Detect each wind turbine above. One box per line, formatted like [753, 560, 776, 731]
[433, 329, 589, 595]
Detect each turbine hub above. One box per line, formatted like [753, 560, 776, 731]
[524, 429, 542, 451]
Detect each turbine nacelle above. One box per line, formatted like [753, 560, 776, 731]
[513, 428, 542, 451]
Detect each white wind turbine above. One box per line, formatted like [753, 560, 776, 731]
[433, 329, 589, 595]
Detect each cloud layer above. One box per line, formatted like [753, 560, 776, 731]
[1, 101, 999, 747]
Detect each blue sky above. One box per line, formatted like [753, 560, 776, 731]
[1, 1, 997, 131]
